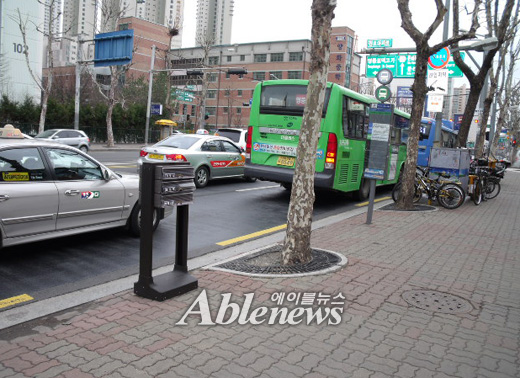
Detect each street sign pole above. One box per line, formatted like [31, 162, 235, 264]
[144, 45, 156, 146]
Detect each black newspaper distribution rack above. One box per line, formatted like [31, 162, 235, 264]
[134, 161, 198, 301]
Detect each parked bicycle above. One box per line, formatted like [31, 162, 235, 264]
[470, 158, 504, 200]
[392, 166, 465, 209]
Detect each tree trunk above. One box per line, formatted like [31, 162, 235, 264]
[455, 81, 484, 148]
[39, 90, 49, 134]
[396, 50, 429, 210]
[281, 0, 335, 265]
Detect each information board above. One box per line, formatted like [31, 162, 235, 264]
[364, 103, 393, 180]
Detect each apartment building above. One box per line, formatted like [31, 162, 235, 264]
[196, 0, 233, 46]
[0, 0, 44, 102]
[169, 27, 360, 129]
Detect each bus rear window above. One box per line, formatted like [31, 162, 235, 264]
[260, 85, 330, 117]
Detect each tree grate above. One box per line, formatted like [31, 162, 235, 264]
[401, 290, 473, 314]
[215, 245, 343, 275]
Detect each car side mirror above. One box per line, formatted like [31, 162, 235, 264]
[102, 168, 112, 181]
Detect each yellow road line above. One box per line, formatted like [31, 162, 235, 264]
[0, 294, 34, 309]
[355, 196, 392, 207]
[217, 224, 287, 246]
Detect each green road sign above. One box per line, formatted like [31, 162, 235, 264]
[367, 39, 393, 48]
[366, 52, 465, 78]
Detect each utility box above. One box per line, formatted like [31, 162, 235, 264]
[134, 161, 198, 301]
[429, 147, 471, 192]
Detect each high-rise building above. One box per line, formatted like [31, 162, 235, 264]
[116, 0, 184, 49]
[196, 0, 233, 46]
[452, 84, 469, 116]
[0, 0, 44, 102]
[44, 0, 63, 38]
[62, 0, 99, 40]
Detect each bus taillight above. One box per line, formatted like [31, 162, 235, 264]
[246, 126, 253, 158]
[325, 133, 337, 169]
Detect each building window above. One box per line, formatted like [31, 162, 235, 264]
[208, 56, 219, 65]
[206, 107, 216, 115]
[240, 55, 245, 61]
[226, 56, 232, 62]
[191, 105, 196, 116]
[207, 90, 217, 99]
[237, 89, 243, 97]
[119, 23, 129, 30]
[254, 54, 267, 63]
[223, 107, 228, 114]
[288, 71, 302, 79]
[224, 89, 230, 97]
[289, 52, 304, 61]
[208, 73, 218, 82]
[270, 71, 283, 80]
[270, 53, 284, 62]
[253, 72, 266, 81]
[237, 108, 242, 114]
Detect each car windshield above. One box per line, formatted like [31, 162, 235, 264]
[155, 135, 199, 149]
[35, 130, 57, 138]
[217, 130, 241, 143]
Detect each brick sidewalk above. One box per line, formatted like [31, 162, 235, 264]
[1, 172, 519, 377]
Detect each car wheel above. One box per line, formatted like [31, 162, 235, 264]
[129, 203, 159, 237]
[79, 145, 89, 153]
[195, 166, 209, 188]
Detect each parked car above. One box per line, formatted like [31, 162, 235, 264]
[35, 129, 90, 152]
[138, 134, 255, 188]
[0, 125, 169, 249]
[513, 150, 520, 168]
[214, 128, 248, 151]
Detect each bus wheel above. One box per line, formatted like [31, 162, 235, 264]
[354, 179, 370, 201]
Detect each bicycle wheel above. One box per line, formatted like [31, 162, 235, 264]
[392, 182, 422, 203]
[437, 183, 465, 209]
[484, 179, 500, 199]
[472, 179, 482, 205]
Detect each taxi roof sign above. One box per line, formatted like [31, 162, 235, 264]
[0, 124, 24, 139]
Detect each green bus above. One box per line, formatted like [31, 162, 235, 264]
[244, 80, 411, 200]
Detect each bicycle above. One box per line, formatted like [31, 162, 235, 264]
[470, 158, 502, 200]
[392, 166, 465, 209]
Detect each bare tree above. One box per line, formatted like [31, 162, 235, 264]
[395, 0, 480, 210]
[195, 34, 215, 131]
[281, 0, 336, 265]
[452, 0, 516, 149]
[90, 0, 132, 147]
[487, 2, 520, 157]
[15, 0, 60, 133]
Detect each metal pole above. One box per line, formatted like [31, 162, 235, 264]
[145, 45, 156, 145]
[366, 180, 376, 224]
[433, 0, 450, 147]
[175, 205, 189, 272]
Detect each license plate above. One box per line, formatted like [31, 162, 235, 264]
[277, 156, 295, 167]
[148, 154, 164, 160]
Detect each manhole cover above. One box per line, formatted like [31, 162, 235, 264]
[401, 290, 473, 314]
[212, 245, 347, 277]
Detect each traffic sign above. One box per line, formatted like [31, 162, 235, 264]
[376, 69, 393, 85]
[367, 39, 393, 48]
[366, 52, 464, 78]
[428, 47, 451, 69]
[427, 69, 449, 95]
[375, 86, 392, 102]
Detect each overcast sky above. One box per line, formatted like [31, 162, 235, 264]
[181, 0, 449, 49]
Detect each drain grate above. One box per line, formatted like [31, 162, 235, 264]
[402, 290, 473, 314]
[214, 245, 343, 275]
